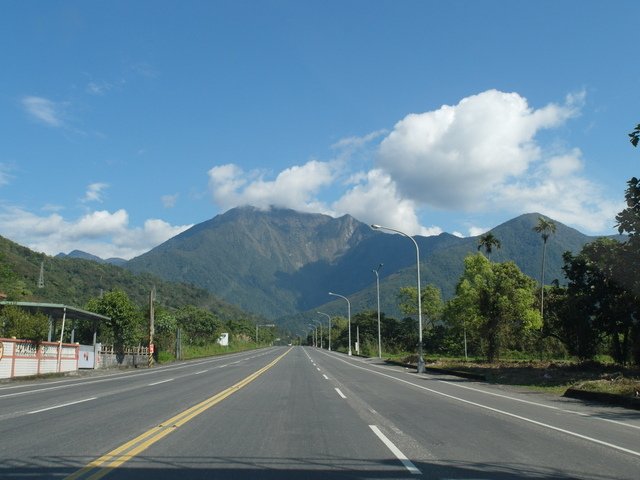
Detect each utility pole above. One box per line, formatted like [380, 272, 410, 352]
[148, 286, 155, 367]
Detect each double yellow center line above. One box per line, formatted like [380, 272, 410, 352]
[65, 348, 291, 480]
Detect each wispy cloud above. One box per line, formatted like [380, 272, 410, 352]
[22, 96, 65, 127]
[162, 194, 178, 208]
[130, 62, 159, 78]
[0, 164, 13, 187]
[85, 77, 125, 96]
[331, 130, 387, 151]
[86, 81, 113, 95]
[82, 183, 109, 203]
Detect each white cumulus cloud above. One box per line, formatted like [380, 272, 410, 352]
[201, 89, 613, 237]
[208, 160, 335, 213]
[332, 169, 442, 237]
[0, 206, 191, 259]
[377, 89, 580, 210]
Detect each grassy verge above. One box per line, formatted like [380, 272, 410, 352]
[572, 377, 639, 397]
[157, 342, 267, 363]
[391, 353, 640, 398]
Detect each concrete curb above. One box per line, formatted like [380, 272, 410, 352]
[384, 359, 487, 381]
[563, 388, 640, 410]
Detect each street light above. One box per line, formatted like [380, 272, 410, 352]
[373, 263, 383, 358]
[310, 319, 323, 348]
[371, 224, 425, 373]
[329, 291, 351, 356]
[317, 311, 331, 351]
[307, 324, 317, 347]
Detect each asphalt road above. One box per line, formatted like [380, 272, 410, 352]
[0, 346, 639, 479]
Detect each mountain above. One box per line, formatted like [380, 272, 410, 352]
[126, 207, 375, 318]
[56, 250, 127, 266]
[125, 207, 606, 322]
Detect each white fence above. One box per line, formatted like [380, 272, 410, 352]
[97, 344, 150, 368]
[0, 338, 79, 379]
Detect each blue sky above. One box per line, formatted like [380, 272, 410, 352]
[1, 1, 638, 259]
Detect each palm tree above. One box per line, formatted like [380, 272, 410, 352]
[533, 216, 556, 320]
[477, 232, 501, 259]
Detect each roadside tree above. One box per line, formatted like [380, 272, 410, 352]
[563, 239, 637, 365]
[175, 305, 223, 346]
[533, 216, 556, 321]
[86, 289, 144, 353]
[449, 253, 541, 362]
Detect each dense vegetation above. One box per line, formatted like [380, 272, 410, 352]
[314, 230, 639, 366]
[0, 235, 277, 358]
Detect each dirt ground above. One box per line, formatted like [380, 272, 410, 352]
[429, 359, 640, 398]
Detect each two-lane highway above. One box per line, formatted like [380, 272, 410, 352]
[1, 346, 638, 479]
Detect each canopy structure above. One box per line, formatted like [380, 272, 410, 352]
[0, 301, 110, 345]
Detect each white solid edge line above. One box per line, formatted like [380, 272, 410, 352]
[369, 425, 421, 475]
[367, 361, 640, 432]
[28, 397, 97, 414]
[335, 388, 347, 399]
[419, 372, 640, 431]
[148, 378, 174, 386]
[322, 351, 640, 459]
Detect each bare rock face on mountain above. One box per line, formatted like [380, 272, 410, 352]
[126, 207, 376, 318]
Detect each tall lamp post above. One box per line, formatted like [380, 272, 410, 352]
[310, 319, 323, 348]
[317, 311, 331, 351]
[329, 292, 351, 356]
[371, 224, 425, 373]
[372, 263, 383, 358]
[307, 324, 317, 347]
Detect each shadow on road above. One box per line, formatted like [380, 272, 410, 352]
[0, 455, 625, 479]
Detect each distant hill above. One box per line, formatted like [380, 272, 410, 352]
[0, 235, 261, 324]
[56, 250, 127, 267]
[125, 207, 608, 323]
